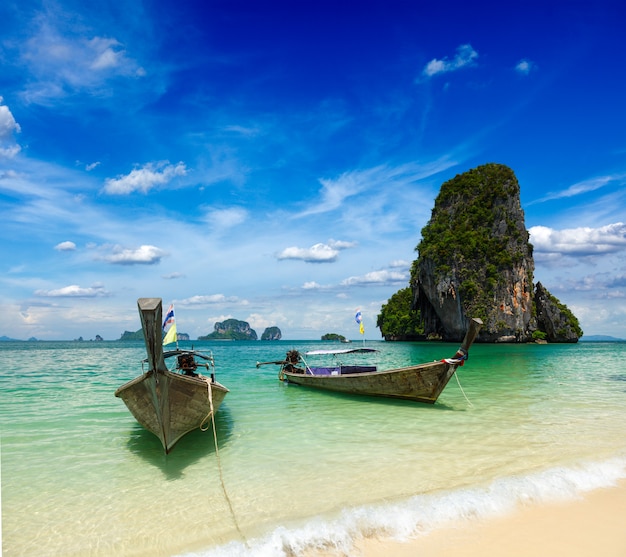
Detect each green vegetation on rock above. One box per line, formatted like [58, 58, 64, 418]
[378, 163, 582, 343]
[199, 318, 258, 340]
[321, 333, 347, 341]
[376, 287, 424, 341]
[414, 163, 532, 325]
[119, 330, 143, 341]
[261, 326, 282, 340]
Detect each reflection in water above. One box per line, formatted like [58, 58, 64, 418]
[125, 405, 234, 479]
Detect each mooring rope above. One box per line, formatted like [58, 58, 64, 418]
[454, 369, 474, 408]
[205, 378, 248, 546]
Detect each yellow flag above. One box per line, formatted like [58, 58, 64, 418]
[162, 304, 177, 345]
[163, 322, 177, 345]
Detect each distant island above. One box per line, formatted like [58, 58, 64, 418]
[199, 318, 258, 340]
[261, 326, 282, 340]
[117, 320, 282, 342]
[119, 330, 189, 341]
[321, 333, 348, 342]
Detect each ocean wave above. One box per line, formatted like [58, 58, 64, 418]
[178, 455, 626, 557]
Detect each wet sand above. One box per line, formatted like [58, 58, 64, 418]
[312, 480, 626, 556]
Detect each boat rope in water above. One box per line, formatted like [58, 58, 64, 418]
[205, 364, 248, 548]
[454, 370, 474, 407]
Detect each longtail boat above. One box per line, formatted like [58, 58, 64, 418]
[257, 318, 482, 403]
[115, 298, 229, 453]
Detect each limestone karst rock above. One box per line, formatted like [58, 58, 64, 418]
[410, 163, 581, 343]
[261, 326, 282, 340]
[199, 319, 258, 340]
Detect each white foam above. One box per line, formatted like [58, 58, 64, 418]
[178, 455, 626, 557]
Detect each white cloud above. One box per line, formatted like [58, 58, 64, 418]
[0, 98, 22, 158]
[277, 243, 339, 263]
[103, 161, 187, 194]
[422, 44, 479, 78]
[276, 239, 356, 263]
[177, 294, 245, 306]
[246, 312, 275, 331]
[34, 284, 109, 297]
[530, 222, 626, 256]
[19, 20, 146, 104]
[100, 244, 167, 265]
[515, 59, 535, 75]
[295, 159, 456, 218]
[328, 239, 357, 250]
[54, 241, 76, 251]
[528, 174, 626, 205]
[341, 269, 408, 286]
[204, 207, 248, 228]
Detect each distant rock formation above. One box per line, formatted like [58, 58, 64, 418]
[534, 282, 581, 343]
[261, 326, 282, 340]
[321, 333, 347, 342]
[408, 163, 582, 343]
[199, 319, 258, 340]
[119, 330, 143, 341]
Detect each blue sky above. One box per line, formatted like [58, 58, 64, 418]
[1, 0, 625, 341]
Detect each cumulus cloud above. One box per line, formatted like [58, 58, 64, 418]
[103, 161, 187, 194]
[100, 244, 166, 265]
[0, 97, 22, 158]
[341, 269, 408, 286]
[276, 239, 355, 263]
[34, 283, 109, 297]
[422, 44, 478, 78]
[515, 59, 535, 75]
[55, 241, 76, 251]
[277, 243, 338, 263]
[529, 222, 626, 256]
[389, 259, 411, 269]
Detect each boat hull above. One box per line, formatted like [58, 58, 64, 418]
[116, 298, 229, 453]
[282, 360, 458, 403]
[115, 369, 228, 453]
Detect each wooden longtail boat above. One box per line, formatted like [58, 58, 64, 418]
[115, 298, 229, 453]
[257, 318, 482, 403]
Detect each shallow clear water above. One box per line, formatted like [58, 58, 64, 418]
[2, 340, 626, 556]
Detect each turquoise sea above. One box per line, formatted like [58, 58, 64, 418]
[2, 339, 626, 557]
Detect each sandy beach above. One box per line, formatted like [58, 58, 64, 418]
[313, 480, 626, 557]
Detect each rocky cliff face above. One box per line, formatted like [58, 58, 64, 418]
[200, 319, 258, 340]
[261, 326, 282, 340]
[534, 282, 582, 342]
[411, 163, 580, 343]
